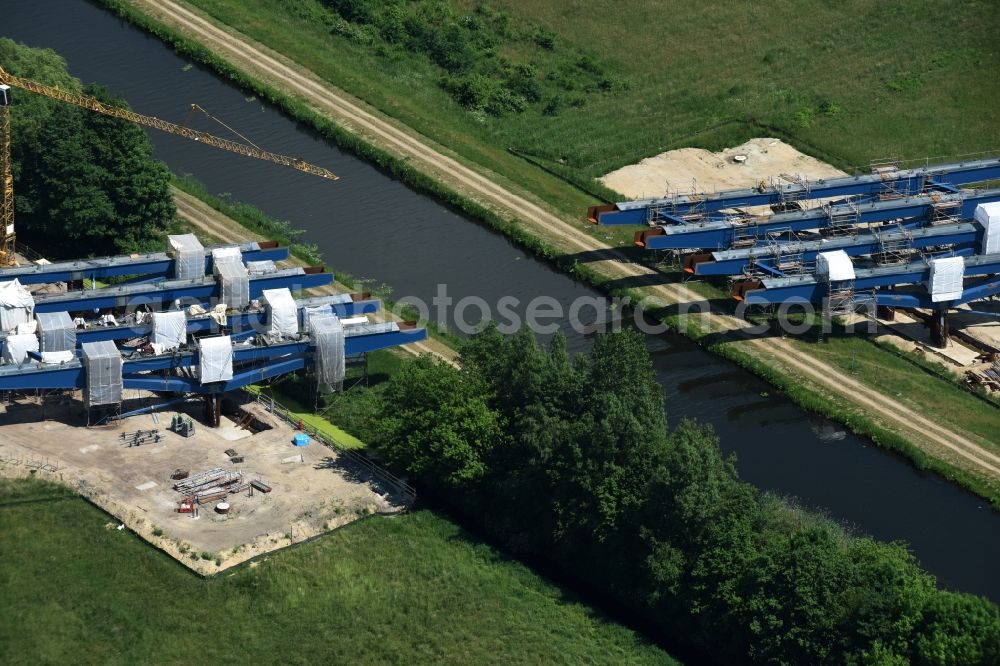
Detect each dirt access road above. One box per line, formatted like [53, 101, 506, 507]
[132, 0, 999, 483]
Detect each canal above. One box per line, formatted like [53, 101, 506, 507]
[2, 0, 997, 601]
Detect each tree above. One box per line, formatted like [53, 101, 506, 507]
[910, 591, 1000, 666]
[375, 355, 504, 488]
[1, 39, 174, 258]
[361, 325, 1000, 665]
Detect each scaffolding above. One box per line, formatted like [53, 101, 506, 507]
[168, 234, 205, 280]
[929, 198, 962, 226]
[309, 311, 345, 393]
[772, 173, 810, 212]
[213, 255, 249, 310]
[82, 340, 123, 422]
[36, 311, 75, 352]
[872, 223, 913, 265]
[823, 200, 860, 238]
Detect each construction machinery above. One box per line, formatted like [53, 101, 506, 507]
[0, 64, 340, 267]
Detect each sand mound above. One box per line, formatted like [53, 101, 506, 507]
[600, 138, 847, 200]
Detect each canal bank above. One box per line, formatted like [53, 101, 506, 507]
[2, 0, 997, 601]
[95, 0, 1000, 509]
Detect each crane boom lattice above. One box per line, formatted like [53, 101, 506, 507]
[0, 66, 338, 181]
[0, 64, 338, 266]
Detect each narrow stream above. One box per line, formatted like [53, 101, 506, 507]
[2, 0, 997, 601]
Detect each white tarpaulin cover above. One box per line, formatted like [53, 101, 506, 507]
[151, 310, 187, 350]
[0, 279, 34, 332]
[40, 350, 75, 364]
[82, 340, 123, 407]
[214, 255, 250, 310]
[211, 246, 242, 270]
[198, 335, 233, 383]
[301, 305, 331, 333]
[309, 311, 345, 391]
[816, 250, 856, 282]
[36, 311, 76, 352]
[927, 256, 965, 303]
[2, 333, 38, 365]
[261, 288, 298, 338]
[169, 234, 205, 280]
[246, 260, 276, 276]
[975, 202, 1000, 255]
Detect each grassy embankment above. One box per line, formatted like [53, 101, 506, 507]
[0, 478, 675, 664]
[101, 0, 1000, 505]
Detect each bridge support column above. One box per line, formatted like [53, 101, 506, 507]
[929, 309, 950, 348]
[876, 306, 896, 321]
[203, 393, 221, 428]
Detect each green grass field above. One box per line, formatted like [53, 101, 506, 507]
[0, 478, 675, 665]
[187, 0, 999, 203]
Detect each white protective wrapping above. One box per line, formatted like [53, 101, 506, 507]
[213, 254, 250, 310]
[0, 279, 35, 332]
[2, 333, 39, 365]
[35, 311, 76, 352]
[198, 335, 234, 383]
[40, 351, 75, 364]
[151, 310, 187, 351]
[246, 260, 276, 276]
[816, 250, 856, 282]
[300, 305, 332, 333]
[211, 246, 242, 269]
[927, 256, 965, 303]
[974, 202, 1000, 255]
[309, 311, 345, 392]
[261, 288, 298, 338]
[169, 234, 205, 280]
[82, 340, 123, 408]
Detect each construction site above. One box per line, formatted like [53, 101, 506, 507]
[0, 63, 425, 572]
[1, 390, 414, 573]
[590, 152, 1000, 389]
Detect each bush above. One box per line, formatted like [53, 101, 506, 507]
[365, 327, 1000, 664]
[308, 1, 621, 117]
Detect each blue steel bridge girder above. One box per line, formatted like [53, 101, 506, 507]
[122, 357, 308, 394]
[0, 326, 428, 392]
[590, 157, 1000, 225]
[0, 243, 289, 286]
[694, 223, 980, 276]
[0, 297, 381, 347]
[740, 253, 1000, 305]
[31, 268, 333, 313]
[876, 277, 1000, 309]
[639, 188, 1000, 251]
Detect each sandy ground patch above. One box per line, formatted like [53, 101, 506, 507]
[600, 138, 848, 201]
[0, 393, 410, 574]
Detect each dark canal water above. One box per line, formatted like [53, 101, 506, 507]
[3, 0, 997, 601]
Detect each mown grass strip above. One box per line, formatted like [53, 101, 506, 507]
[0, 477, 675, 664]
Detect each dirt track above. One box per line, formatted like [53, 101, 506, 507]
[137, 1, 998, 482]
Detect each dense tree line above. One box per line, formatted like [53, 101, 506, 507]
[1, 39, 174, 259]
[339, 326, 999, 664]
[286, 0, 626, 116]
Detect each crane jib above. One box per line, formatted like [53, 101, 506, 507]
[0, 66, 338, 181]
[0, 63, 338, 266]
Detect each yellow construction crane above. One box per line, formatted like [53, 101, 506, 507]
[0, 64, 339, 266]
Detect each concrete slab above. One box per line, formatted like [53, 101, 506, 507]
[0, 392, 410, 574]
